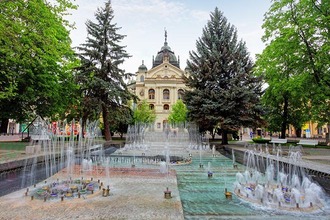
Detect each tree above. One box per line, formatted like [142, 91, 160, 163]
[254, 36, 309, 138]
[168, 99, 187, 127]
[133, 100, 156, 124]
[74, 57, 103, 137]
[184, 7, 264, 144]
[0, 0, 78, 133]
[109, 105, 133, 138]
[76, 1, 136, 141]
[256, 0, 330, 138]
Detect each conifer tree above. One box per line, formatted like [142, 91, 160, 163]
[76, 1, 135, 141]
[184, 7, 264, 144]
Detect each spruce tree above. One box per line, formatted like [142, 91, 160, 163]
[76, 1, 135, 141]
[184, 7, 264, 144]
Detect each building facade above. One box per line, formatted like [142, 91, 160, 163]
[129, 32, 189, 131]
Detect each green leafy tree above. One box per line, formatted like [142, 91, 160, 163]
[0, 0, 78, 133]
[184, 7, 264, 144]
[168, 99, 187, 126]
[133, 100, 156, 124]
[254, 38, 309, 138]
[258, 0, 330, 137]
[76, 1, 136, 141]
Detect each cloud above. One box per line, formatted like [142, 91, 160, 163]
[189, 10, 210, 23]
[67, 0, 269, 73]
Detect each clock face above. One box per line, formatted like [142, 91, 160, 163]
[140, 90, 144, 96]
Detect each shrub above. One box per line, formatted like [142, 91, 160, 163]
[252, 137, 270, 144]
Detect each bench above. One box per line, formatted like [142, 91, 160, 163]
[269, 138, 287, 144]
[297, 139, 318, 147]
[30, 135, 50, 141]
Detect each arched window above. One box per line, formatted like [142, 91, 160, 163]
[178, 89, 184, 100]
[163, 104, 169, 110]
[149, 104, 154, 110]
[163, 89, 170, 100]
[140, 75, 144, 82]
[148, 89, 155, 99]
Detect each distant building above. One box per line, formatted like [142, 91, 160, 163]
[128, 31, 189, 131]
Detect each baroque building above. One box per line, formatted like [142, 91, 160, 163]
[128, 32, 189, 131]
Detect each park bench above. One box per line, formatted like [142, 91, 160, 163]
[297, 139, 318, 147]
[30, 135, 50, 141]
[269, 138, 287, 145]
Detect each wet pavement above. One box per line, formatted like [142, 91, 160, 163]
[1, 135, 330, 219]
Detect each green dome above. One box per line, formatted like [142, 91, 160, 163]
[138, 60, 147, 71]
[161, 42, 172, 51]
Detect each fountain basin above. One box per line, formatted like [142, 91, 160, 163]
[234, 187, 323, 212]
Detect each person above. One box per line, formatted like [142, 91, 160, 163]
[240, 132, 243, 141]
[250, 131, 253, 139]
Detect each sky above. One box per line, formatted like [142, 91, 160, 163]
[67, 0, 272, 75]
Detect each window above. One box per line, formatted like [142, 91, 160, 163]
[163, 104, 169, 110]
[149, 104, 154, 110]
[163, 89, 170, 100]
[140, 75, 144, 82]
[178, 89, 184, 100]
[148, 89, 155, 99]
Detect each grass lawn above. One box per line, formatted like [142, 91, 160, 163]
[0, 142, 28, 151]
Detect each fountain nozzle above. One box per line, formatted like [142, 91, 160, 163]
[164, 187, 172, 199]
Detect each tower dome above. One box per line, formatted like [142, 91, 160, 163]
[152, 30, 180, 68]
[138, 60, 147, 71]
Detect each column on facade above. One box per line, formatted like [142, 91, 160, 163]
[157, 87, 163, 104]
[171, 86, 176, 103]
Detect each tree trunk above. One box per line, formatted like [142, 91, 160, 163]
[102, 105, 112, 141]
[0, 118, 9, 134]
[280, 95, 289, 139]
[327, 124, 330, 144]
[210, 129, 215, 140]
[222, 129, 228, 145]
[295, 128, 302, 138]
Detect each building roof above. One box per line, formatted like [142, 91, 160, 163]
[152, 30, 180, 69]
[138, 60, 148, 71]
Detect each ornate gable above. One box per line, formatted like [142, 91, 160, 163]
[147, 62, 184, 80]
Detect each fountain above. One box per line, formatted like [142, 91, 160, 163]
[207, 161, 213, 177]
[2, 119, 330, 219]
[29, 177, 100, 201]
[212, 144, 216, 157]
[17, 118, 107, 201]
[234, 145, 326, 212]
